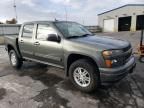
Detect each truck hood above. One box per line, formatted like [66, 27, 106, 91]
[70, 35, 130, 50]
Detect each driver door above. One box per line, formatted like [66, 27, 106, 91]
[33, 24, 64, 67]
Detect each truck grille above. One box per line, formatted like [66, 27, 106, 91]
[121, 47, 132, 65]
[113, 45, 132, 67]
[124, 48, 132, 62]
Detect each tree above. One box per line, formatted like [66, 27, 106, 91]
[6, 18, 17, 24]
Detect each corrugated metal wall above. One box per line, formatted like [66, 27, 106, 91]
[0, 24, 21, 36]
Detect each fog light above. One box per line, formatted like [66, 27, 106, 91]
[105, 59, 118, 68]
[112, 59, 117, 63]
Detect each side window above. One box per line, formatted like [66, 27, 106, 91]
[22, 24, 34, 38]
[37, 24, 57, 40]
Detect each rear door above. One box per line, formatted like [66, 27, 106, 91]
[19, 23, 35, 58]
[33, 23, 64, 67]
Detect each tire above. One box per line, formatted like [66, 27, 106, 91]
[139, 56, 144, 63]
[9, 50, 23, 69]
[69, 59, 99, 92]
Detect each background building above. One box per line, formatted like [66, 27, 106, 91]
[98, 4, 144, 32]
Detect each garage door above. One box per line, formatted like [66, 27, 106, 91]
[103, 19, 114, 32]
[118, 16, 131, 31]
[136, 15, 144, 30]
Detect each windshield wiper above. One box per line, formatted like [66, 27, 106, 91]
[67, 34, 92, 39]
[67, 36, 81, 39]
[80, 34, 91, 37]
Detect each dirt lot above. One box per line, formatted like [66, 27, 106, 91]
[0, 31, 144, 108]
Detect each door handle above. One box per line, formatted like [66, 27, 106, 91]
[20, 40, 24, 43]
[34, 42, 40, 46]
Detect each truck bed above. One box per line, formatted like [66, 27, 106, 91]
[4, 35, 18, 48]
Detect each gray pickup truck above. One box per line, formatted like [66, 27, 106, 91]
[5, 21, 136, 92]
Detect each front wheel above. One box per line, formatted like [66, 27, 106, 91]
[9, 50, 23, 69]
[139, 56, 144, 63]
[69, 59, 99, 92]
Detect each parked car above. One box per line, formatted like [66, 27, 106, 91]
[4, 21, 136, 92]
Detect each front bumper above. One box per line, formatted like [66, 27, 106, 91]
[99, 56, 136, 85]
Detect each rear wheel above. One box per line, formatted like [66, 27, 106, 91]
[69, 59, 99, 92]
[9, 50, 23, 69]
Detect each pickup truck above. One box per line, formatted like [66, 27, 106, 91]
[5, 21, 136, 92]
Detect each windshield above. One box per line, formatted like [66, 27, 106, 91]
[54, 22, 92, 38]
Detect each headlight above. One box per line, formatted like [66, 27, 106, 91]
[102, 50, 123, 68]
[102, 50, 123, 57]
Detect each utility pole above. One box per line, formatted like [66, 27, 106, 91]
[82, 18, 85, 25]
[13, 0, 18, 22]
[64, 6, 68, 22]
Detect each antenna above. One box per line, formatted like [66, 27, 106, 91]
[13, 0, 18, 22]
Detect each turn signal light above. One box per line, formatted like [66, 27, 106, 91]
[105, 60, 112, 68]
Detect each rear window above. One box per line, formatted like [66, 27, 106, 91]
[22, 24, 34, 38]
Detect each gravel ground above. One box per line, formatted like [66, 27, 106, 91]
[0, 31, 144, 108]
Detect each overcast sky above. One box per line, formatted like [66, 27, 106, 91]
[0, 0, 143, 25]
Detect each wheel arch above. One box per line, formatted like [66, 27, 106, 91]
[7, 44, 15, 52]
[66, 53, 99, 77]
[7, 44, 22, 58]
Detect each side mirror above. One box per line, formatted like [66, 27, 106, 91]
[47, 34, 61, 43]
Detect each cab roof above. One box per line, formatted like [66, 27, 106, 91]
[23, 20, 75, 25]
